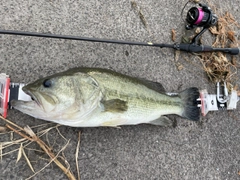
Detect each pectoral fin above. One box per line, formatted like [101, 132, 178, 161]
[102, 99, 128, 112]
[149, 116, 173, 127]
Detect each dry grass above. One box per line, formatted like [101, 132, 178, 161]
[0, 115, 80, 180]
[76, 132, 81, 180]
[199, 11, 239, 90]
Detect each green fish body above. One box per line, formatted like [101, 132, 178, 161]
[11, 68, 200, 127]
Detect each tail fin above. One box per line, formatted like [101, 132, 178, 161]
[179, 87, 200, 121]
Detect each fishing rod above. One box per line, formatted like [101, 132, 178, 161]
[0, 3, 239, 55]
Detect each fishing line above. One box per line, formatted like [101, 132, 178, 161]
[180, 0, 191, 22]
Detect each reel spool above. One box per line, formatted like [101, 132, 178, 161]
[186, 3, 218, 30]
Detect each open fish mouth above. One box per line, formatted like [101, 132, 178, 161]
[23, 90, 42, 107]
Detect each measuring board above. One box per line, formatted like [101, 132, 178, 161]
[0, 73, 31, 118]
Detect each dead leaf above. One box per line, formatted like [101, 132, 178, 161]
[182, 35, 191, 43]
[138, 8, 147, 28]
[209, 26, 220, 35]
[176, 62, 184, 71]
[195, 27, 201, 34]
[175, 50, 180, 62]
[171, 29, 176, 42]
[131, 1, 137, 9]
[227, 31, 235, 42]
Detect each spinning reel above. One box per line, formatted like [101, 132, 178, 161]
[184, 3, 218, 44]
[186, 3, 218, 30]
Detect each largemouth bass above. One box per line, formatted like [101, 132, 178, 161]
[11, 68, 200, 127]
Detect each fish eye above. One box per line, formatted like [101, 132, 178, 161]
[43, 79, 52, 88]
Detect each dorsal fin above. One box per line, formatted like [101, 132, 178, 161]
[138, 78, 165, 93]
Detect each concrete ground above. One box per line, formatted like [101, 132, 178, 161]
[0, 0, 240, 179]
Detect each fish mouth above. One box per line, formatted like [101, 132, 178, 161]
[23, 89, 57, 113]
[24, 90, 42, 107]
[10, 89, 43, 114]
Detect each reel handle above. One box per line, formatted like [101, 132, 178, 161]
[174, 43, 239, 55]
[212, 47, 240, 55]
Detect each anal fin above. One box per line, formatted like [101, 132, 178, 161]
[148, 116, 173, 127]
[101, 119, 125, 127]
